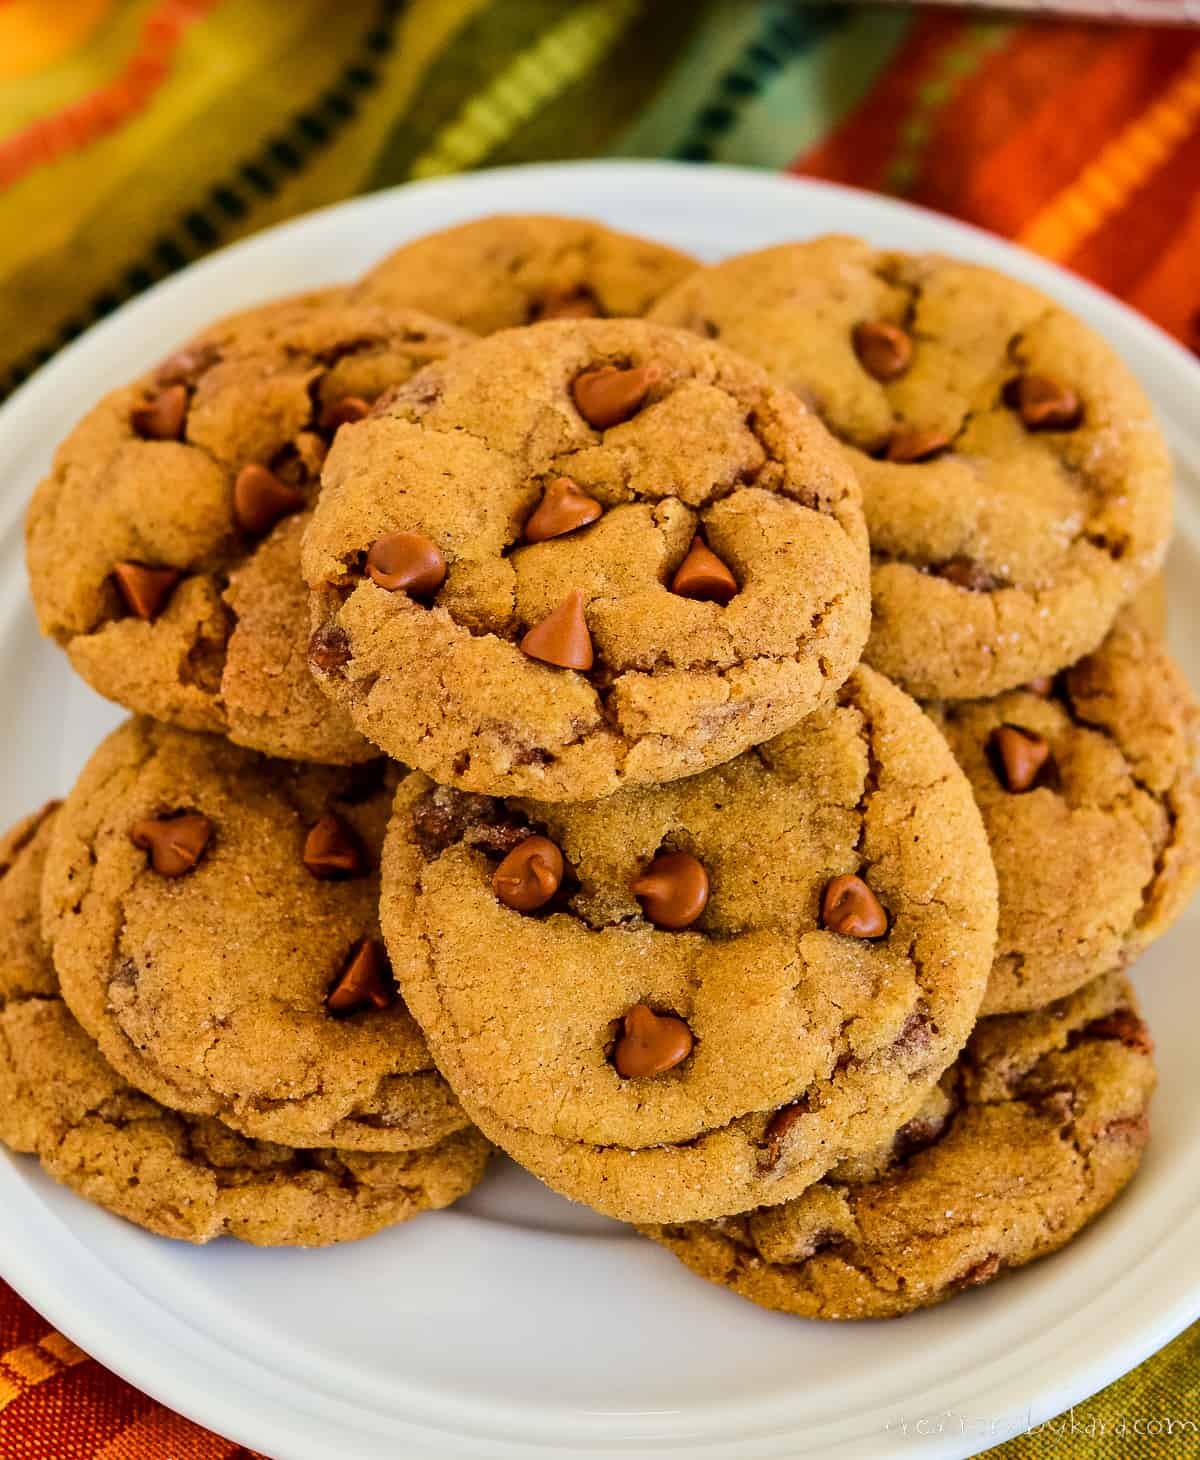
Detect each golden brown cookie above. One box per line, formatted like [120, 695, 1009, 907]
[0, 805, 489, 1246]
[928, 614, 1199, 1015]
[642, 971, 1154, 1318]
[26, 288, 473, 762]
[41, 719, 471, 1152]
[382, 666, 998, 1224]
[650, 237, 1172, 699]
[356, 214, 697, 333]
[304, 318, 871, 800]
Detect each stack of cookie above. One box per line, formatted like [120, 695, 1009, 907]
[3, 216, 1196, 1323]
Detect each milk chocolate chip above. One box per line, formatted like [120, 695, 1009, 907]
[303, 813, 366, 880]
[989, 725, 1052, 792]
[233, 464, 304, 537]
[492, 835, 564, 912]
[112, 563, 181, 621]
[612, 1003, 694, 1078]
[326, 938, 394, 1015]
[366, 532, 447, 597]
[130, 812, 212, 877]
[319, 396, 371, 432]
[523, 477, 603, 543]
[670, 536, 738, 605]
[631, 851, 709, 930]
[886, 428, 951, 463]
[131, 384, 187, 441]
[533, 287, 601, 321]
[1005, 375, 1082, 431]
[520, 589, 594, 670]
[572, 364, 659, 429]
[821, 874, 888, 938]
[853, 321, 912, 382]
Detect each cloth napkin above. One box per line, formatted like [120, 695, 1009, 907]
[1, 3, 1198, 1457]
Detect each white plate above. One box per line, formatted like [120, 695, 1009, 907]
[1, 162, 1197, 1460]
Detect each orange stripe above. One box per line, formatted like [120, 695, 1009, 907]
[0, 0, 220, 189]
[791, 12, 968, 191]
[94, 1406, 244, 1459]
[1018, 46, 1200, 260]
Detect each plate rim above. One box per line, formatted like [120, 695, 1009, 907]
[2, 158, 1199, 1460]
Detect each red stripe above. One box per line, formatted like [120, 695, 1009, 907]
[0, 0, 219, 191]
[789, 12, 969, 191]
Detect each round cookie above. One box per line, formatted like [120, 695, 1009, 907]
[357, 214, 697, 333]
[42, 719, 472, 1152]
[304, 317, 871, 800]
[642, 970, 1154, 1319]
[0, 805, 489, 1246]
[928, 614, 1200, 1015]
[650, 237, 1172, 699]
[26, 288, 474, 762]
[382, 665, 998, 1224]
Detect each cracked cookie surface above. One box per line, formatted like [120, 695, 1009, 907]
[642, 970, 1154, 1318]
[25, 288, 473, 763]
[650, 237, 1172, 699]
[381, 665, 998, 1223]
[41, 719, 472, 1151]
[304, 317, 871, 800]
[356, 214, 697, 333]
[0, 804, 489, 1246]
[928, 614, 1200, 1015]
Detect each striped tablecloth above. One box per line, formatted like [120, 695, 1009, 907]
[2, 4, 1198, 1456]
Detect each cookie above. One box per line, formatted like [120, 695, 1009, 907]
[642, 970, 1154, 1319]
[0, 805, 489, 1246]
[928, 614, 1200, 1015]
[381, 665, 998, 1224]
[357, 214, 697, 333]
[26, 288, 473, 762]
[650, 237, 1172, 699]
[42, 719, 472, 1152]
[303, 318, 871, 800]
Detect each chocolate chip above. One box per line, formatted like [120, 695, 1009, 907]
[326, 938, 394, 1015]
[1100, 1113, 1150, 1145]
[932, 557, 1001, 592]
[303, 813, 366, 880]
[308, 623, 351, 674]
[989, 724, 1052, 793]
[952, 1253, 1001, 1290]
[130, 812, 211, 877]
[520, 589, 594, 670]
[760, 1101, 807, 1170]
[670, 536, 738, 605]
[112, 562, 181, 621]
[1082, 1008, 1154, 1056]
[532, 287, 601, 321]
[319, 396, 371, 432]
[523, 477, 603, 543]
[893, 1107, 953, 1161]
[366, 532, 447, 597]
[1004, 375, 1082, 431]
[155, 342, 219, 387]
[612, 1003, 694, 1078]
[821, 874, 888, 938]
[233, 463, 304, 537]
[131, 384, 188, 441]
[631, 851, 709, 930]
[852, 321, 912, 382]
[885, 428, 951, 463]
[572, 364, 659, 430]
[492, 834, 564, 912]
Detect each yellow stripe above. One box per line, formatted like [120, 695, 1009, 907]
[1018, 52, 1200, 260]
[409, 0, 642, 180]
[0, 0, 112, 82]
[0, 1328, 89, 1412]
